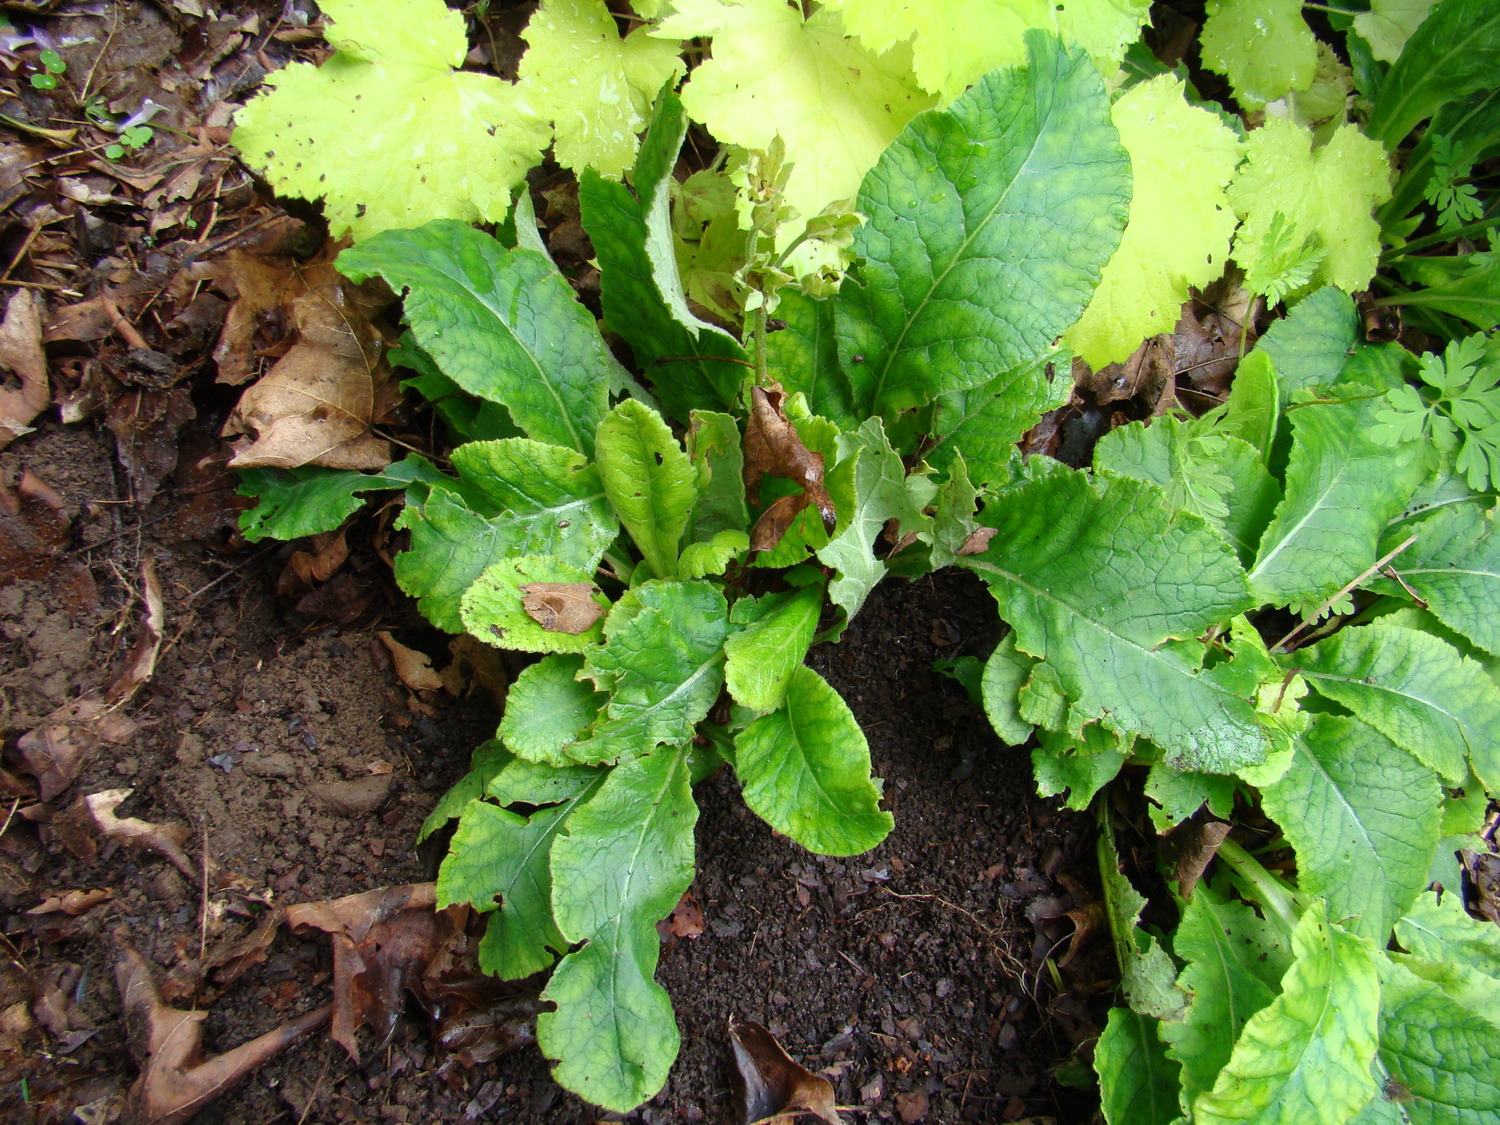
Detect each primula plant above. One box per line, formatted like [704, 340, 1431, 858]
[228, 0, 1500, 1117]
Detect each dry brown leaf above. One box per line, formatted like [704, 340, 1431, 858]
[667, 891, 704, 939]
[519, 582, 606, 635]
[28, 888, 112, 916]
[0, 289, 49, 449]
[285, 883, 448, 1061]
[106, 559, 165, 705]
[117, 945, 329, 1125]
[439, 635, 511, 704]
[1059, 901, 1107, 969]
[956, 527, 997, 556]
[729, 1018, 843, 1125]
[224, 270, 399, 470]
[1165, 820, 1233, 900]
[15, 698, 137, 802]
[743, 384, 836, 552]
[84, 789, 196, 880]
[377, 631, 445, 693]
[278, 528, 350, 596]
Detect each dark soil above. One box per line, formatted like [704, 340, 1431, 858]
[0, 4, 1107, 1122]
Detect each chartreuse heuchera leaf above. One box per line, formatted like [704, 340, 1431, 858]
[1094, 1006, 1180, 1125]
[1292, 618, 1500, 788]
[734, 665, 893, 856]
[231, 0, 550, 239]
[823, 0, 1151, 103]
[653, 0, 936, 225]
[1201, 0, 1317, 106]
[518, 0, 682, 179]
[339, 222, 618, 456]
[834, 32, 1130, 418]
[960, 465, 1269, 773]
[1227, 119, 1393, 295]
[1162, 884, 1292, 1109]
[539, 749, 697, 1113]
[394, 439, 617, 632]
[1066, 76, 1241, 368]
[1260, 715, 1441, 944]
[1193, 902, 1380, 1125]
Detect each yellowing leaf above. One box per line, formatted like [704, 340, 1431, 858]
[1354, 0, 1440, 63]
[1228, 118, 1393, 293]
[232, 0, 550, 240]
[520, 0, 684, 179]
[1201, 0, 1317, 107]
[654, 0, 936, 225]
[825, 0, 1150, 102]
[1066, 76, 1241, 367]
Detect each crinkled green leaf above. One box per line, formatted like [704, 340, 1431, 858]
[1094, 418, 1281, 567]
[1395, 252, 1500, 330]
[1262, 715, 1442, 944]
[1034, 723, 1130, 811]
[1249, 391, 1423, 614]
[518, 0, 683, 179]
[578, 89, 745, 421]
[1367, 0, 1500, 147]
[230, 0, 550, 240]
[540, 749, 697, 1112]
[461, 556, 610, 654]
[1193, 902, 1379, 1125]
[1375, 497, 1500, 655]
[596, 399, 697, 581]
[981, 633, 1036, 746]
[1144, 758, 1237, 833]
[815, 418, 935, 627]
[1201, 0, 1317, 106]
[571, 580, 730, 764]
[339, 223, 618, 455]
[418, 740, 512, 843]
[926, 454, 983, 572]
[824, 0, 1151, 102]
[724, 586, 823, 713]
[678, 531, 748, 580]
[734, 664, 892, 856]
[439, 787, 599, 980]
[1067, 76, 1241, 368]
[1256, 288, 1360, 395]
[498, 654, 607, 766]
[833, 32, 1129, 418]
[1220, 351, 1282, 467]
[1394, 889, 1500, 1026]
[1099, 816, 1186, 1020]
[487, 757, 604, 807]
[1095, 1006, 1182, 1125]
[654, 0, 936, 228]
[1228, 119, 1394, 294]
[960, 467, 1268, 773]
[238, 457, 440, 543]
[925, 352, 1070, 489]
[1294, 618, 1500, 786]
[1368, 956, 1500, 1123]
[686, 410, 749, 541]
[765, 290, 857, 430]
[395, 439, 617, 632]
[1161, 884, 1291, 1110]
[1356, 0, 1441, 64]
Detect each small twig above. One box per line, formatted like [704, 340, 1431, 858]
[198, 821, 211, 963]
[1273, 534, 1419, 652]
[0, 797, 20, 841]
[101, 291, 149, 349]
[0, 223, 43, 284]
[1380, 564, 1428, 608]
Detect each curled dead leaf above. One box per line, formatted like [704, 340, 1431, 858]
[0, 288, 49, 449]
[285, 883, 446, 1062]
[1165, 820, 1233, 900]
[519, 582, 605, 635]
[117, 945, 329, 1125]
[377, 631, 444, 692]
[29, 888, 112, 916]
[84, 789, 196, 880]
[15, 698, 137, 802]
[956, 528, 997, 556]
[744, 384, 836, 552]
[106, 558, 165, 705]
[729, 1018, 843, 1125]
[224, 269, 399, 470]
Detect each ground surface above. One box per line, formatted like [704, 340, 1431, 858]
[0, 3, 1108, 1122]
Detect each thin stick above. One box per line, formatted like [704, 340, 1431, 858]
[1273, 534, 1418, 652]
[0, 223, 43, 284]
